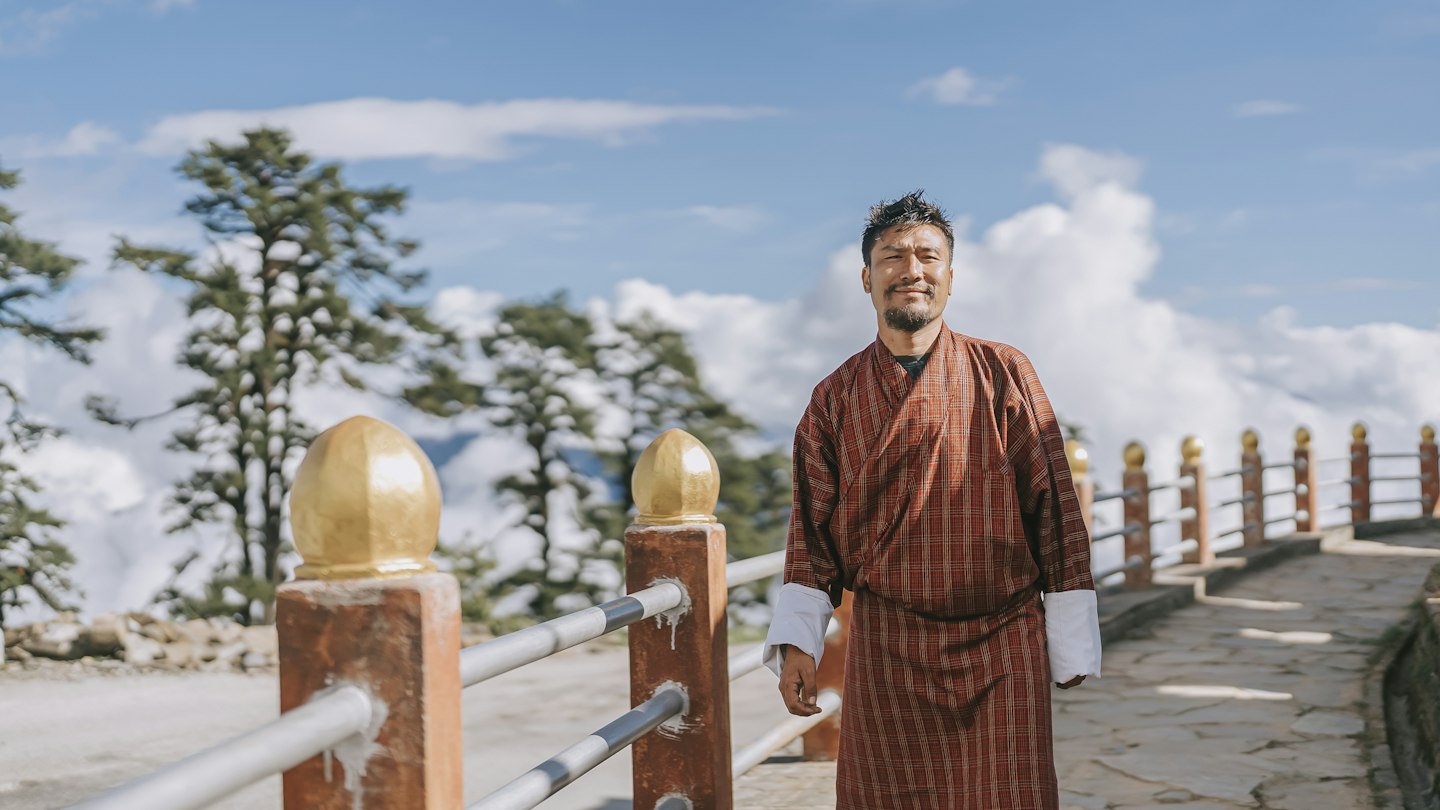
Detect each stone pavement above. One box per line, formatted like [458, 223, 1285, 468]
[733, 529, 1440, 809]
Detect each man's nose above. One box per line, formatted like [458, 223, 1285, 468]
[899, 257, 924, 281]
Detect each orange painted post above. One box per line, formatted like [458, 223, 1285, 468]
[1240, 429, 1265, 547]
[1178, 436, 1211, 565]
[277, 416, 463, 810]
[1420, 425, 1438, 518]
[1351, 422, 1371, 525]
[802, 590, 850, 761]
[1294, 426, 1319, 532]
[1122, 442, 1152, 590]
[626, 430, 733, 810]
[1066, 439, 1094, 536]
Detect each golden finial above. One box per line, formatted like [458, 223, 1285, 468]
[1180, 435, 1204, 464]
[1241, 428, 1260, 453]
[290, 415, 441, 580]
[1123, 441, 1146, 472]
[1352, 421, 1368, 443]
[1295, 426, 1311, 449]
[1422, 424, 1435, 444]
[1065, 439, 1089, 478]
[632, 429, 720, 525]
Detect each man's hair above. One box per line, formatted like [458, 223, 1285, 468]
[861, 189, 954, 267]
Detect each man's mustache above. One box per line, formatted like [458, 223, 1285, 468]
[888, 285, 934, 297]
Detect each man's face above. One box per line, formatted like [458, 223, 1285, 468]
[861, 223, 954, 333]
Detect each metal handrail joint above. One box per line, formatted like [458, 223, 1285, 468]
[726, 551, 785, 589]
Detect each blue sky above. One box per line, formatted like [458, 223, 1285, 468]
[2, 0, 1436, 328]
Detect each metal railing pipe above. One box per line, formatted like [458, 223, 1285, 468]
[1372, 452, 1421, 460]
[725, 551, 785, 589]
[469, 687, 687, 810]
[1318, 477, 1359, 487]
[1150, 507, 1197, 526]
[1094, 555, 1145, 582]
[1371, 498, 1423, 507]
[1213, 494, 1256, 508]
[1372, 475, 1421, 483]
[1262, 488, 1296, 500]
[1092, 487, 1141, 503]
[460, 582, 684, 688]
[72, 686, 374, 810]
[732, 690, 842, 778]
[1091, 524, 1141, 542]
[1262, 461, 1299, 471]
[1263, 513, 1297, 526]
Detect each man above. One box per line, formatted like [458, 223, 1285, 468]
[763, 191, 1101, 809]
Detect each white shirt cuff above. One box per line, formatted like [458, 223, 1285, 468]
[1043, 588, 1102, 683]
[762, 583, 834, 678]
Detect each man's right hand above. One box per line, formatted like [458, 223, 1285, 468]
[778, 644, 821, 716]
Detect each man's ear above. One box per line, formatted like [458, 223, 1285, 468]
[861, 265, 871, 294]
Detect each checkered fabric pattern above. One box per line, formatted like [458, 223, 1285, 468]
[783, 324, 1093, 809]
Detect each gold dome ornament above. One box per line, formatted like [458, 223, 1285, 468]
[1422, 424, 1435, 444]
[1065, 439, 1089, 478]
[1180, 435, 1204, 464]
[1295, 426, 1312, 449]
[632, 429, 720, 525]
[290, 415, 441, 580]
[1352, 422, 1368, 443]
[1241, 429, 1260, 453]
[1123, 441, 1146, 472]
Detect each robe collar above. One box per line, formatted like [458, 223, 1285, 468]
[869, 321, 955, 406]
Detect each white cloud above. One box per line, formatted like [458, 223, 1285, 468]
[907, 67, 1008, 106]
[0, 121, 122, 160]
[678, 205, 765, 232]
[8, 142, 1440, 619]
[1312, 146, 1440, 179]
[134, 97, 778, 162]
[1233, 100, 1301, 118]
[151, 0, 195, 11]
[0, 1, 100, 56]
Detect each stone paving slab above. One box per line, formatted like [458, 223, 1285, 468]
[734, 530, 1440, 809]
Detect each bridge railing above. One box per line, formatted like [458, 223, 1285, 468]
[71, 420, 847, 810]
[69, 416, 1440, 809]
[1068, 421, 1440, 590]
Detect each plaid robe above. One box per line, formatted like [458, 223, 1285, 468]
[783, 323, 1093, 809]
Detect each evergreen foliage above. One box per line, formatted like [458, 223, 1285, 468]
[89, 128, 453, 624]
[0, 165, 100, 626]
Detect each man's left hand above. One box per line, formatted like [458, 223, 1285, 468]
[1056, 675, 1085, 689]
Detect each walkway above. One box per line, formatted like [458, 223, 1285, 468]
[735, 528, 1440, 809]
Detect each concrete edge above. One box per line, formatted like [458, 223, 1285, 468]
[1355, 516, 1440, 539]
[1366, 607, 1417, 810]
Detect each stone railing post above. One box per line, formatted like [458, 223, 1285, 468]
[1240, 429, 1265, 547]
[1178, 436, 1211, 565]
[1351, 422, 1371, 525]
[801, 590, 850, 761]
[1122, 442, 1152, 590]
[1294, 426, 1319, 532]
[1420, 425, 1438, 518]
[278, 416, 462, 810]
[626, 429, 733, 810]
[1066, 439, 1094, 535]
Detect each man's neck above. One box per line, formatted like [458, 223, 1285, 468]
[877, 317, 945, 357]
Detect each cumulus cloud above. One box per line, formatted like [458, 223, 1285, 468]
[1232, 100, 1301, 118]
[133, 97, 779, 161]
[8, 142, 1439, 616]
[907, 67, 1009, 106]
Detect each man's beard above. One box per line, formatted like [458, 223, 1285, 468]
[883, 297, 935, 332]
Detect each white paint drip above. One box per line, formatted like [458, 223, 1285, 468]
[649, 577, 690, 650]
[654, 681, 692, 739]
[310, 682, 389, 810]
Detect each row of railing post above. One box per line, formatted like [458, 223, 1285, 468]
[1068, 422, 1440, 591]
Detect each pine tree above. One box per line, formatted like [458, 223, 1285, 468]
[89, 128, 452, 624]
[591, 314, 789, 563]
[407, 292, 605, 618]
[0, 165, 101, 626]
